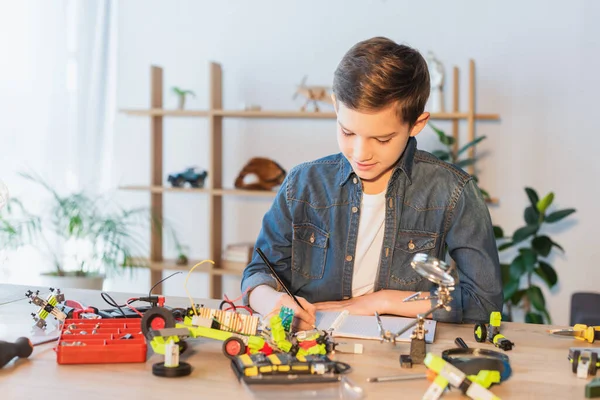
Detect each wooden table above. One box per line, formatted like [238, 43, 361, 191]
[0, 284, 597, 399]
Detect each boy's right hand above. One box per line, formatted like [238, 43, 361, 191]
[271, 293, 317, 332]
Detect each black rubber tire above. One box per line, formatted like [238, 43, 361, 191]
[474, 323, 487, 343]
[174, 177, 185, 187]
[591, 352, 598, 376]
[222, 337, 246, 359]
[141, 307, 176, 337]
[572, 350, 580, 374]
[152, 361, 192, 377]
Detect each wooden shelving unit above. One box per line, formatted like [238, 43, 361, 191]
[120, 60, 499, 298]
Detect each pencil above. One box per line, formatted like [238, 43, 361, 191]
[256, 248, 306, 311]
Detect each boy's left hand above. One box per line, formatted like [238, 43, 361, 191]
[314, 290, 391, 315]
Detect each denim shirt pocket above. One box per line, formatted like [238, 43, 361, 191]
[390, 230, 438, 287]
[292, 223, 329, 279]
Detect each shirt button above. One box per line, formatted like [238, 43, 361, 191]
[351, 206, 358, 213]
[309, 234, 315, 244]
[353, 177, 358, 184]
[408, 240, 415, 250]
[345, 255, 353, 262]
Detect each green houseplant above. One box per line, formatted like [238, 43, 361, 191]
[172, 86, 196, 110]
[428, 123, 490, 200]
[494, 187, 576, 324]
[1, 172, 161, 288]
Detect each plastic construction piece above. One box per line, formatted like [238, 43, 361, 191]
[400, 354, 413, 369]
[152, 340, 192, 378]
[25, 288, 67, 329]
[474, 312, 514, 352]
[587, 377, 600, 398]
[56, 318, 147, 364]
[279, 306, 295, 332]
[569, 348, 600, 378]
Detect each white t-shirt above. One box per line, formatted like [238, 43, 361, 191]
[351, 191, 386, 297]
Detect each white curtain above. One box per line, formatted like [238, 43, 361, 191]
[0, 0, 117, 283]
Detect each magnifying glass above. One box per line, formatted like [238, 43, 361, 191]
[0, 180, 8, 211]
[410, 253, 455, 287]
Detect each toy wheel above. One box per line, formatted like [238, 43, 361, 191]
[591, 352, 598, 376]
[141, 307, 176, 337]
[474, 323, 487, 343]
[174, 177, 185, 187]
[190, 178, 203, 188]
[223, 337, 246, 359]
[572, 350, 580, 374]
[152, 361, 192, 378]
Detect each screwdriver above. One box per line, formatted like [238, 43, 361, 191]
[0, 337, 33, 368]
[0, 336, 58, 368]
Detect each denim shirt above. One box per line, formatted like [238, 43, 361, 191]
[241, 137, 503, 323]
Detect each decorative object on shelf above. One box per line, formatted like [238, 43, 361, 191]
[167, 167, 208, 188]
[0, 172, 161, 289]
[494, 188, 577, 324]
[234, 158, 286, 191]
[428, 123, 490, 201]
[241, 103, 262, 111]
[427, 51, 445, 112]
[222, 242, 254, 271]
[172, 86, 196, 110]
[293, 76, 333, 112]
[175, 244, 189, 266]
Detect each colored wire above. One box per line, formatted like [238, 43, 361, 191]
[184, 259, 215, 317]
[126, 298, 144, 317]
[149, 271, 182, 297]
[100, 292, 126, 317]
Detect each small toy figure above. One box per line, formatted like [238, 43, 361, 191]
[474, 312, 514, 351]
[25, 288, 67, 329]
[293, 76, 333, 112]
[167, 167, 208, 188]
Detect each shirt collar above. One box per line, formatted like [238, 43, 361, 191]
[338, 136, 416, 186]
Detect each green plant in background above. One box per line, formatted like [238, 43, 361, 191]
[494, 187, 576, 324]
[429, 122, 490, 200]
[172, 86, 196, 110]
[1, 172, 163, 278]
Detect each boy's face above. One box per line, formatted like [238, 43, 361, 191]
[333, 98, 429, 192]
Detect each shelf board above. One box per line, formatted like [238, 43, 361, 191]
[213, 110, 336, 119]
[213, 188, 277, 198]
[121, 108, 210, 117]
[129, 257, 243, 276]
[120, 108, 499, 121]
[119, 185, 211, 194]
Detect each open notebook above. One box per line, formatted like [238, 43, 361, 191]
[315, 311, 437, 343]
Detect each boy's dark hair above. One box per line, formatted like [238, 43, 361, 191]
[333, 37, 430, 127]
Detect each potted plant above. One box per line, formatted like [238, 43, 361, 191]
[172, 86, 196, 110]
[494, 188, 576, 324]
[1, 172, 161, 290]
[428, 123, 490, 201]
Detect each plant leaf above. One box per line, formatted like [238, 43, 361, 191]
[456, 158, 476, 168]
[432, 150, 450, 161]
[512, 224, 539, 244]
[524, 206, 539, 225]
[503, 279, 520, 300]
[545, 209, 576, 223]
[500, 263, 510, 285]
[528, 285, 546, 311]
[550, 239, 564, 252]
[532, 235, 552, 257]
[536, 261, 558, 288]
[536, 192, 555, 214]
[493, 225, 504, 239]
[511, 289, 527, 306]
[519, 248, 538, 272]
[429, 123, 455, 146]
[525, 312, 544, 324]
[525, 187, 539, 209]
[498, 241, 514, 251]
[457, 136, 487, 157]
[509, 255, 525, 280]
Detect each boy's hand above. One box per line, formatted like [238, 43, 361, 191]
[269, 293, 317, 332]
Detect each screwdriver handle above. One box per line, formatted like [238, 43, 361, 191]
[0, 337, 33, 368]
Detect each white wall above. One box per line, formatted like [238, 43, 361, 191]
[3, 1, 598, 325]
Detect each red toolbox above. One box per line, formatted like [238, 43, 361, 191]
[56, 318, 147, 364]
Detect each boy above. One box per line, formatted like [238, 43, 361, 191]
[241, 37, 502, 331]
